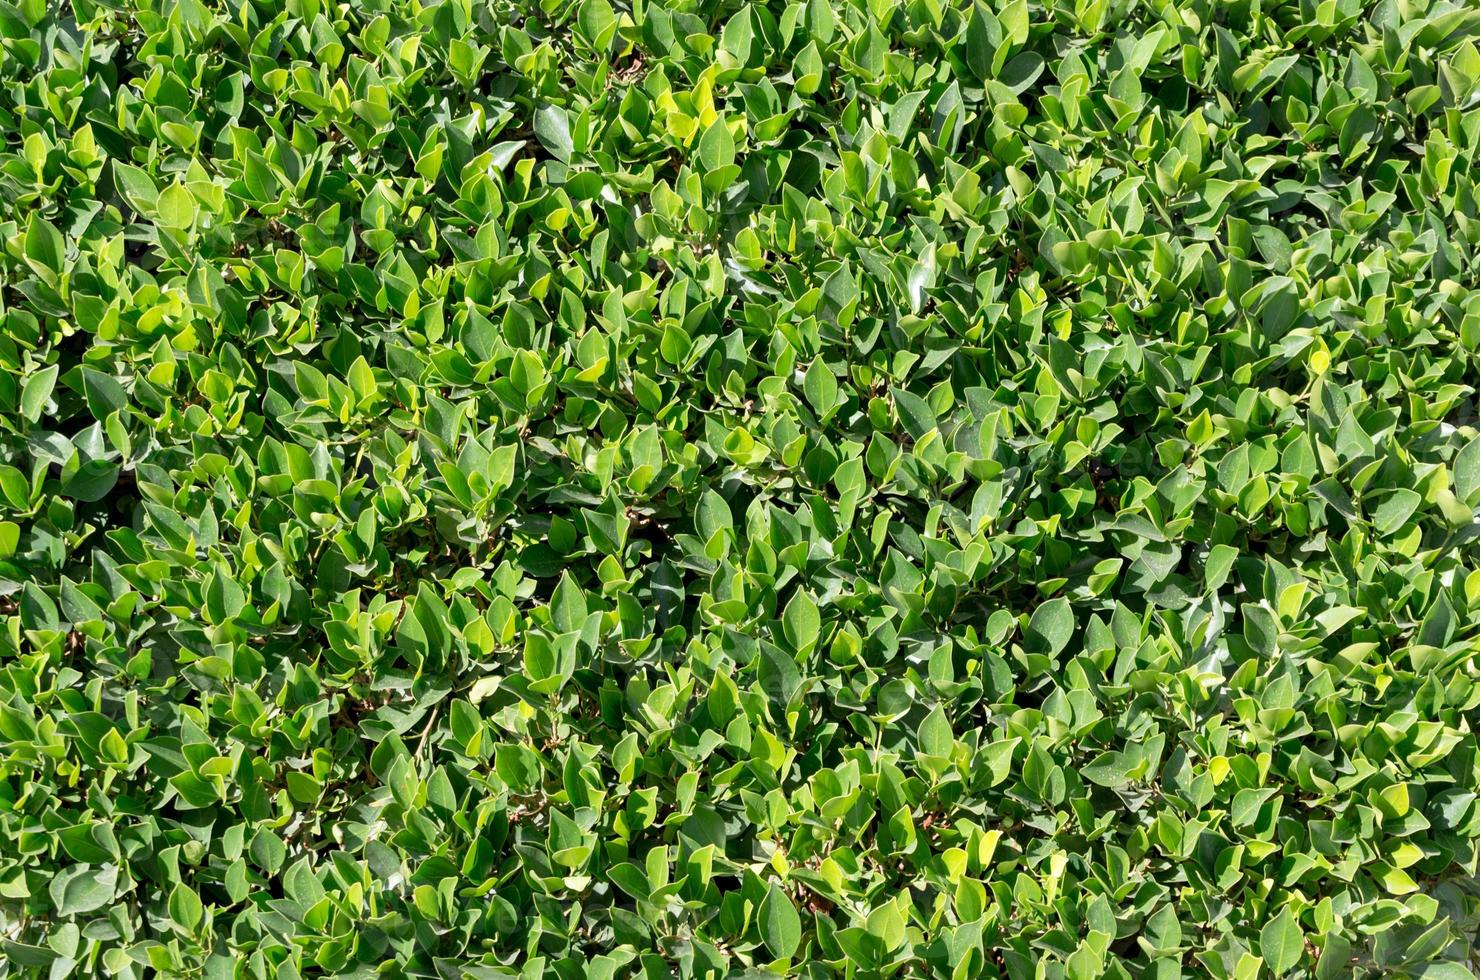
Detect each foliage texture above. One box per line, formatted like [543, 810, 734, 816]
[4, 0, 1480, 977]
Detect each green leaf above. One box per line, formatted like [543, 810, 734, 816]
[49, 865, 117, 916]
[1454, 435, 1480, 507]
[19, 364, 57, 423]
[759, 881, 802, 959]
[1371, 488, 1420, 535]
[782, 589, 820, 654]
[1081, 750, 1137, 789]
[79, 368, 126, 420]
[1025, 597, 1073, 657]
[1204, 544, 1238, 591]
[963, 4, 1000, 81]
[156, 184, 197, 229]
[697, 117, 736, 173]
[1412, 964, 1479, 980]
[892, 386, 937, 439]
[1259, 906, 1303, 976]
[918, 703, 953, 757]
[62, 459, 119, 502]
[551, 571, 588, 633]
[1143, 905, 1182, 953]
[111, 160, 158, 211]
[24, 213, 64, 274]
[1232, 787, 1277, 827]
[534, 105, 573, 163]
[906, 243, 937, 314]
[802, 358, 837, 416]
[168, 882, 204, 932]
[576, 0, 616, 49]
[660, 323, 692, 365]
[205, 570, 247, 623]
[0, 464, 32, 510]
[696, 488, 732, 541]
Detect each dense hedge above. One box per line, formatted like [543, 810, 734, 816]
[4, 0, 1480, 976]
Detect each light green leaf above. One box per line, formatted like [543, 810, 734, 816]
[19, 365, 57, 423]
[1259, 906, 1303, 976]
[783, 589, 820, 653]
[156, 183, 198, 229]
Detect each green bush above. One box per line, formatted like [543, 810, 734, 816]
[4, 0, 1480, 976]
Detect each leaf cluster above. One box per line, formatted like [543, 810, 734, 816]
[2, 0, 1480, 977]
